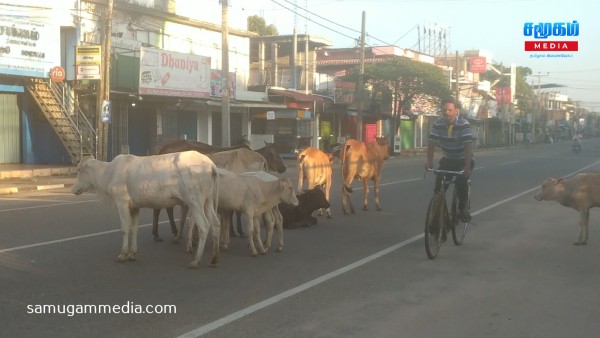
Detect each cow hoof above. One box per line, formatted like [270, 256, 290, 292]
[170, 238, 180, 244]
[127, 254, 136, 261]
[326, 215, 332, 219]
[209, 258, 219, 267]
[276, 246, 283, 252]
[574, 241, 587, 246]
[363, 206, 368, 211]
[376, 207, 382, 211]
[154, 236, 163, 242]
[116, 255, 127, 262]
[188, 262, 199, 269]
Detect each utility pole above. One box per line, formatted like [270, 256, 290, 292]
[532, 72, 549, 143]
[221, 0, 230, 147]
[96, 0, 113, 161]
[356, 11, 365, 141]
[454, 50, 460, 102]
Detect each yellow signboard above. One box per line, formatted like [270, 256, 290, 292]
[76, 45, 101, 80]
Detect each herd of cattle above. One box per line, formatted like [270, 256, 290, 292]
[71, 137, 390, 268]
[69, 134, 600, 268]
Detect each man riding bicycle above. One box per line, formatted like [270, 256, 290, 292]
[425, 98, 474, 222]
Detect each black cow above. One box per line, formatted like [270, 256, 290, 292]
[279, 187, 331, 229]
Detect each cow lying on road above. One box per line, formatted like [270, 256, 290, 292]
[279, 187, 331, 229]
[534, 173, 600, 245]
[71, 151, 220, 268]
[297, 147, 333, 218]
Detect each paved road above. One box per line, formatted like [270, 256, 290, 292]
[1, 139, 600, 338]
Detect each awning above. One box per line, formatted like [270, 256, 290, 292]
[201, 100, 287, 109]
[269, 88, 331, 103]
[253, 109, 313, 120]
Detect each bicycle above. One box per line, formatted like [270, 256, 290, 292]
[424, 169, 471, 259]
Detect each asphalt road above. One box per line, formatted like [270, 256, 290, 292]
[2, 138, 600, 338]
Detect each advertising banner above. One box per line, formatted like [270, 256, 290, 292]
[76, 45, 101, 80]
[210, 69, 236, 98]
[139, 47, 211, 98]
[0, 17, 59, 78]
[469, 56, 487, 73]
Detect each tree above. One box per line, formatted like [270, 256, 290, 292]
[247, 15, 278, 36]
[481, 64, 534, 112]
[345, 58, 452, 117]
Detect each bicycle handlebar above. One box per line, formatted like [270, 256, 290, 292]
[426, 168, 465, 176]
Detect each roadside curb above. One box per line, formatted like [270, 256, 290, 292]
[0, 180, 75, 195]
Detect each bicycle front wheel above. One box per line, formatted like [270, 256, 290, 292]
[425, 193, 445, 259]
[452, 186, 469, 246]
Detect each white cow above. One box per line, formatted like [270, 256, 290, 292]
[195, 169, 297, 256]
[71, 151, 220, 269]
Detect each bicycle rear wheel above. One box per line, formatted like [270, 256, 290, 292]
[452, 185, 469, 246]
[425, 193, 445, 259]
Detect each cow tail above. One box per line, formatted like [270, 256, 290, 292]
[212, 165, 219, 213]
[341, 143, 353, 193]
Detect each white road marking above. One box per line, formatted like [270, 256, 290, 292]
[176, 159, 600, 338]
[498, 160, 518, 166]
[0, 199, 97, 213]
[0, 221, 171, 254]
[174, 192, 532, 337]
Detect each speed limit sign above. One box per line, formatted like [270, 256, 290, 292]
[50, 66, 65, 83]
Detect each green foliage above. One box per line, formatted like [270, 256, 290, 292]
[481, 64, 534, 113]
[344, 58, 452, 115]
[247, 15, 278, 36]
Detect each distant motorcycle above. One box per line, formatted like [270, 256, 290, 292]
[573, 142, 582, 153]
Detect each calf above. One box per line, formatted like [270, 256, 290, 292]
[534, 173, 600, 245]
[71, 151, 220, 269]
[191, 169, 298, 256]
[279, 187, 331, 229]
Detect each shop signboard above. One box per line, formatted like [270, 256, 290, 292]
[139, 47, 211, 98]
[0, 17, 59, 78]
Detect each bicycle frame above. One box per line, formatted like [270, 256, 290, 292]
[424, 169, 469, 259]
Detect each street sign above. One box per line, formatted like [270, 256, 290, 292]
[76, 45, 101, 80]
[77, 65, 100, 80]
[50, 66, 65, 83]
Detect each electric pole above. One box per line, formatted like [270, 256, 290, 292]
[356, 11, 365, 141]
[532, 72, 549, 143]
[221, 0, 231, 147]
[96, 0, 113, 161]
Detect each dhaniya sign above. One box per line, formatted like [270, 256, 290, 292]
[139, 47, 211, 98]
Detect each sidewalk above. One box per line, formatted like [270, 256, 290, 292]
[0, 164, 77, 195]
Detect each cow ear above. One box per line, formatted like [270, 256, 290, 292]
[556, 177, 565, 184]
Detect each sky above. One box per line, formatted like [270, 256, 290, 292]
[236, 0, 600, 111]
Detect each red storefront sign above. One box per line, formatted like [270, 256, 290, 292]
[495, 87, 512, 104]
[469, 57, 487, 73]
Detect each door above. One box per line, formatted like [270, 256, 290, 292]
[0, 94, 20, 163]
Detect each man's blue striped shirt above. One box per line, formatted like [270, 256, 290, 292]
[428, 117, 473, 160]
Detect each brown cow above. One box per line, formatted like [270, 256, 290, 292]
[340, 137, 389, 214]
[297, 147, 333, 217]
[534, 173, 600, 245]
